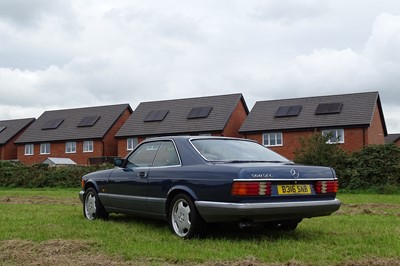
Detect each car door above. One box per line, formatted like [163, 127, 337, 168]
[107, 141, 162, 213]
[147, 140, 182, 215]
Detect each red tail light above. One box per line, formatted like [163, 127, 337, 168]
[231, 181, 271, 196]
[315, 181, 338, 194]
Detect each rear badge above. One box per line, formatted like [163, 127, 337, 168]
[290, 169, 300, 179]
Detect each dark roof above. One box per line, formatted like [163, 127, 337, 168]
[240, 91, 387, 134]
[385, 134, 400, 144]
[0, 118, 35, 145]
[15, 104, 132, 144]
[116, 93, 248, 137]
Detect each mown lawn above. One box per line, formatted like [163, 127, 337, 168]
[0, 188, 399, 265]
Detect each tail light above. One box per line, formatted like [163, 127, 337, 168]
[231, 181, 271, 196]
[315, 181, 338, 194]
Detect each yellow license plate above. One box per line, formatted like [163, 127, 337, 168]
[277, 184, 312, 195]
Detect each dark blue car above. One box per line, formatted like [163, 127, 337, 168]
[79, 136, 340, 238]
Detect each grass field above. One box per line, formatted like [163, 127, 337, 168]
[0, 188, 399, 266]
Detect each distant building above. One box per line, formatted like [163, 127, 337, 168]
[115, 93, 249, 158]
[0, 118, 35, 161]
[240, 91, 387, 160]
[15, 104, 132, 165]
[385, 134, 400, 146]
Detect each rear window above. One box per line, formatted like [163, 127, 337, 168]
[190, 138, 289, 162]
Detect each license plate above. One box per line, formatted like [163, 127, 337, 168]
[277, 184, 312, 195]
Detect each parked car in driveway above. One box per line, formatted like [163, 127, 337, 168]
[79, 136, 340, 238]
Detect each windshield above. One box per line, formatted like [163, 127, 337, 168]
[191, 138, 290, 163]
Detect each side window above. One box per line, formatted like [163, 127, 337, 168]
[153, 141, 180, 167]
[126, 141, 162, 168]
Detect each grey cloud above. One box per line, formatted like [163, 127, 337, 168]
[0, 0, 74, 28]
[250, 0, 329, 24]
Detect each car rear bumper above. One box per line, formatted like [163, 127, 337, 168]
[195, 198, 341, 223]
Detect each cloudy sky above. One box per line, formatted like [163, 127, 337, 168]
[1, 0, 400, 133]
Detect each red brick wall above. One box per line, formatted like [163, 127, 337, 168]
[366, 103, 385, 144]
[395, 139, 400, 147]
[1, 126, 32, 160]
[0, 142, 17, 160]
[245, 127, 374, 161]
[103, 108, 132, 156]
[17, 140, 104, 165]
[222, 100, 248, 138]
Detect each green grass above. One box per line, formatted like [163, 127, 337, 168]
[0, 189, 399, 265]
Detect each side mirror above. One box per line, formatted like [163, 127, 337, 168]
[114, 158, 125, 167]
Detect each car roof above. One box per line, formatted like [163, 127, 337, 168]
[142, 136, 253, 142]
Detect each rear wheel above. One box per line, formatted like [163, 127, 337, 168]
[83, 187, 108, 220]
[168, 194, 204, 239]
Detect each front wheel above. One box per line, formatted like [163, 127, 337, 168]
[83, 187, 108, 220]
[168, 194, 204, 239]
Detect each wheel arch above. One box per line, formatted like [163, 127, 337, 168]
[83, 179, 99, 192]
[165, 185, 198, 215]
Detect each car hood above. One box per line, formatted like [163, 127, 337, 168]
[83, 168, 115, 179]
[214, 162, 336, 180]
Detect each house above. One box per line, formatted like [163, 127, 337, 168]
[115, 93, 249, 157]
[385, 134, 400, 146]
[0, 118, 35, 161]
[239, 91, 387, 160]
[15, 104, 132, 165]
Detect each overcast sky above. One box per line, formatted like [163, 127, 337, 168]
[1, 0, 400, 133]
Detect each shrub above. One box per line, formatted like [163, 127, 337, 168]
[0, 161, 113, 188]
[294, 133, 400, 192]
[346, 144, 400, 190]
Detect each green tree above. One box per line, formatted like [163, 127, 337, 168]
[293, 132, 350, 187]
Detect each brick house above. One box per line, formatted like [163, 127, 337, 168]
[15, 104, 132, 165]
[385, 134, 400, 146]
[115, 93, 249, 158]
[239, 91, 387, 160]
[0, 118, 35, 161]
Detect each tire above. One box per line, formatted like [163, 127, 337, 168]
[168, 193, 204, 239]
[83, 187, 108, 220]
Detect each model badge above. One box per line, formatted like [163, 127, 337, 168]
[251, 173, 273, 178]
[290, 169, 300, 179]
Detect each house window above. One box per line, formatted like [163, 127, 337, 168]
[83, 140, 94, 152]
[322, 129, 344, 144]
[66, 142, 76, 153]
[40, 143, 50, 154]
[25, 144, 34, 155]
[127, 138, 138, 151]
[263, 132, 283, 147]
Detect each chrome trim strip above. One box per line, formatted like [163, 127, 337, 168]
[233, 178, 335, 182]
[104, 193, 166, 204]
[196, 199, 341, 210]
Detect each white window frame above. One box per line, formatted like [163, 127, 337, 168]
[322, 129, 345, 144]
[127, 138, 138, 151]
[25, 144, 34, 155]
[65, 141, 76, 153]
[262, 132, 283, 147]
[40, 143, 50, 154]
[83, 140, 94, 152]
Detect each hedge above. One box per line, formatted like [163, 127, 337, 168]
[0, 161, 113, 188]
[294, 133, 400, 192]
